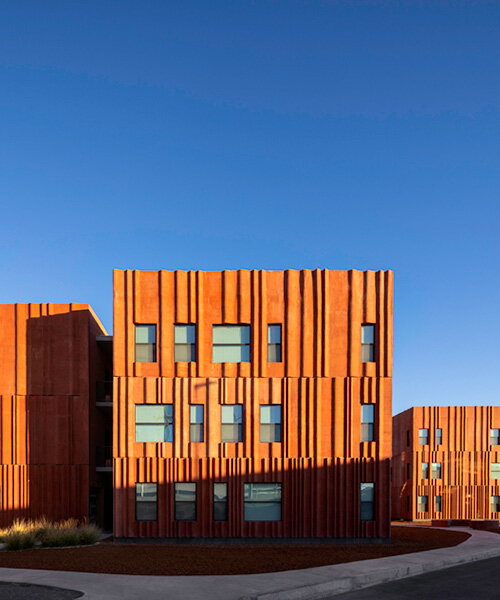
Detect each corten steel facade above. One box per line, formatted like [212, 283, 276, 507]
[113, 268, 393, 539]
[0, 303, 112, 528]
[392, 406, 500, 521]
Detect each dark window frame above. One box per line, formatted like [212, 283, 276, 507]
[418, 428, 429, 445]
[360, 482, 375, 522]
[220, 404, 243, 443]
[267, 324, 282, 363]
[174, 482, 197, 521]
[259, 404, 282, 443]
[361, 404, 375, 442]
[174, 324, 196, 363]
[135, 482, 158, 522]
[243, 482, 282, 522]
[134, 324, 157, 363]
[361, 323, 376, 363]
[189, 404, 204, 443]
[213, 482, 228, 522]
[212, 324, 251, 363]
[135, 404, 174, 443]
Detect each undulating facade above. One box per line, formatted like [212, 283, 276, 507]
[0, 303, 113, 528]
[392, 406, 500, 521]
[113, 268, 393, 539]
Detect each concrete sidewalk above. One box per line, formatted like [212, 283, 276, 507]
[0, 528, 499, 600]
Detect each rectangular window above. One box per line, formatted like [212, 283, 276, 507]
[360, 482, 375, 521]
[491, 429, 500, 445]
[361, 324, 375, 363]
[418, 495, 428, 513]
[491, 495, 500, 513]
[135, 324, 157, 363]
[436, 428, 442, 446]
[135, 483, 157, 521]
[361, 404, 375, 442]
[419, 428, 429, 445]
[213, 483, 228, 522]
[491, 463, 500, 479]
[422, 462, 429, 480]
[190, 405, 204, 442]
[260, 405, 282, 443]
[221, 405, 243, 443]
[244, 483, 282, 521]
[435, 495, 441, 513]
[432, 462, 442, 479]
[407, 463, 410, 480]
[174, 483, 196, 521]
[267, 324, 282, 362]
[212, 325, 250, 363]
[174, 324, 196, 362]
[135, 405, 173, 443]
[407, 430, 410, 446]
[406, 495, 410, 512]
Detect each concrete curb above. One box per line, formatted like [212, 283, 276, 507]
[240, 538, 500, 600]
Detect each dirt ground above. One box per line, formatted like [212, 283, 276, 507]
[0, 526, 470, 576]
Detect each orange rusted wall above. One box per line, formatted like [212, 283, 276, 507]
[0, 303, 108, 525]
[114, 269, 393, 539]
[392, 406, 500, 521]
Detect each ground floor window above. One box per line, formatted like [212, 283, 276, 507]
[175, 483, 197, 521]
[135, 483, 157, 521]
[244, 483, 282, 521]
[418, 495, 428, 513]
[213, 482, 228, 521]
[435, 495, 441, 513]
[360, 482, 375, 521]
[491, 495, 500, 513]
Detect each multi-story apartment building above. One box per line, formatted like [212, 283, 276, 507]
[0, 303, 112, 528]
[113, 268, 393, 539]
[392, 406, 500, 521]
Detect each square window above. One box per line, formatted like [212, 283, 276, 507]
[212, 325, 250, 363]
[244, 483, 282, 521]
[135, 405, 173, 443]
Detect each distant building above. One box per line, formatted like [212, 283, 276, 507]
[392, 407, 500, 521]
[113, 268, 393, 539]
[0, 303, 112, 529]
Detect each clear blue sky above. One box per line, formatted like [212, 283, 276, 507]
[1, 1, 499, 414]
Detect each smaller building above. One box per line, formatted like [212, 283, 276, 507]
[392, 406, 500, 521]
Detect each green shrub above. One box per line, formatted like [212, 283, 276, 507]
[3, 530, 36, 551]
[41, 527, 81, 548]
[76, 523, 101, 545]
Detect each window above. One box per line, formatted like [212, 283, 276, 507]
[361, 324, 375, 363]
[213, 483, 228, 521]
[407, 430, 410, 446]
[435, 495, 441, 513]
[174, 483, 196, 521]
[212, 325, 250, 363]
[491, 463, 500, 479]
[360, 482, 375, 521]
[431, 462, 442, 479]
[361, 404, 375, 442]
[221, 405, 243, 443]
[244, 483, 282, 521]
[260, 405, 282, 443]
[418, 495, 428, 513]
[135, 325, 157, 362]
[436, 428, 442, 446]
[174, 325, 196, 362]
[422, 462, 429, 480]
[135, 405, 173, 443]
[491, 495, 500, 513]
[135, 483, 157, 521]
[491, 429, 500, 445]
[267, 324, 282, 362]
[419, 428, 429, 445]
[407, 463, 410, 480]
[190, 405, 204, 442]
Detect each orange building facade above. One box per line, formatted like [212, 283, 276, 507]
[113, 269, 393, 539]
[392, 407, 500, 521]
[0, 303, 112, 528]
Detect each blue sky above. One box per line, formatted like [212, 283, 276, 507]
[1, 1, 499, 414]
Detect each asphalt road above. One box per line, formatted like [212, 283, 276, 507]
[331, 556, 500, 600]
[0, 582, 82, 599]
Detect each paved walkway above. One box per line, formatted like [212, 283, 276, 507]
[0, 528, 499, 600]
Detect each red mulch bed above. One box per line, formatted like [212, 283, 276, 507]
[0, 526, 469, 576]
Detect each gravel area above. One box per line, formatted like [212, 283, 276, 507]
[0, 526, 469, 576]
[0, 582, 82, 599]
